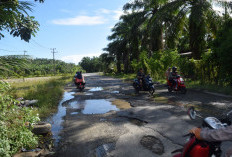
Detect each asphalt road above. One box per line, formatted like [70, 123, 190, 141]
[55, 73, 232, 157]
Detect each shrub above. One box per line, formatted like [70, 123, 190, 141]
[0, 81, 39, 157]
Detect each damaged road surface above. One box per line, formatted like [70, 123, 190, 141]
[54, 73, 232, 157]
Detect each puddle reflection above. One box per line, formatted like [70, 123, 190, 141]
[46, 92, 75, 146]
[70, 99, 119, 114]
[89, 87, 103, 92]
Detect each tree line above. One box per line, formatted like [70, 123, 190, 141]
[0, 55, 82, 78]
[95, 0, 232, 86]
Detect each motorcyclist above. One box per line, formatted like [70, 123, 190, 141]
[190, 125, 232, 157]
[170, 66, 178, 90]
[137, 68, 145, 88]
[74, 71, 85, 84]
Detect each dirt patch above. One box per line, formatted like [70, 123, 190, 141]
[140, 135, 164, 155]
[111, 99, 131, 109]
[155, 96, 169, 104]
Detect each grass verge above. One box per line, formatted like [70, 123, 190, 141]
[104, 73, 136, 81]
[186, 80, 232, 96]
[9, 75, 72, 119]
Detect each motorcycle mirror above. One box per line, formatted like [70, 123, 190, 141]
[188, 107, 196, 120]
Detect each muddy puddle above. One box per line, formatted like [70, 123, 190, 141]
[45, 91, 131, 147]
[46, 92, 75, 146]
[69, 99, 121, 114]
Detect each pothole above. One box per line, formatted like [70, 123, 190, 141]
[129, 118, 147, 126]
[140, 136, 164, 155]
[71, 112, 78, 115]
[96, 143, 115, 157]
[67, 99, 120, 114]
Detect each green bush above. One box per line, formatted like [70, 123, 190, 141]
[0, 81, 39, 157]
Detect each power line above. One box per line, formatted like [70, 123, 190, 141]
[0, 48, 24, 53]
[31, 39, 50, 49]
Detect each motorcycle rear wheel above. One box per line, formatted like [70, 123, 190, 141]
[149, 87, 155, 95]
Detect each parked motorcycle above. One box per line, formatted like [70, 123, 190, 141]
[133, 74, 155, 95]
[172, 107, 232, 157]
[167, 75, 187, 94]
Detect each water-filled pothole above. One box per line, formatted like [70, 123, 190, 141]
[140, 136, 164, 155]
[96, 143, 116, 157]
[70, 99, 119, 114]
[89, 87, 103, 92]
[45, 92, 75, 146]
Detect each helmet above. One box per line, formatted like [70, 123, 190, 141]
[172, 66, 177, 72]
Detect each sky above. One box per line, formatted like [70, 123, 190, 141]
[0, 0, 130, 64]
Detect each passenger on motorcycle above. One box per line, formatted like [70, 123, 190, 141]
[165, 67, 171, 80]
[137, 68, 145, 88]
[170, 67, 178, 90]
[190, 126, 232, 157]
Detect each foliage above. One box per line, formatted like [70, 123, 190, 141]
[0, 56, 82, 78]
[79, 56, 103, 73]
[131, 50, 179, 80]
[0, 0, 44, 42]
[10, 76, 72, 118]
[212, 19, 232, 85]
[0, 81, 40, 157]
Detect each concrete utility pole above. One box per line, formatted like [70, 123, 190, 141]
[24, 50, 27, 57]
[51, 48, 58, 75]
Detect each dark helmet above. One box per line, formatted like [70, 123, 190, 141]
[172, 66, 177, 72]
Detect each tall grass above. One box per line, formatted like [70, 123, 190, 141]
[9, 76, 72, 118]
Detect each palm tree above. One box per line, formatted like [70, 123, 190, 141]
[123, 0, 169, 53]
[156, 0, 223, 59]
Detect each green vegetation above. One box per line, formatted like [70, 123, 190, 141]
[9, 76, 72, 118]
[0, 81, 40, 157]
[0, 0, 44, 42]
[0, 75, 72, 156]
[79, 0, 232, 95]
[0, 53, 74, 155]
[0, 56, 82, 78]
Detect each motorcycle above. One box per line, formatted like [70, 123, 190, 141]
[172, 107, 232, 157]
[167, 75, 187, 94]
[133, 74, 155, 95]
[74, 77, 85, 91]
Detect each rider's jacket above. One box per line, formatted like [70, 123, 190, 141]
[201, 125, 232, 156]
[170, 72, 178, 79]
[201, 125, 232, 142]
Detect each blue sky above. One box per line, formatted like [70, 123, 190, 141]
[0, 0, 130, 64]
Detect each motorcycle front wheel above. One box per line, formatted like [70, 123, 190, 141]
[180, 87, 187, 94]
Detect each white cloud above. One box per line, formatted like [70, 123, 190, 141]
[113, 9, 125, 20]
[98, 8, 111, 14]
[60, 53, 102, 64]
[52, 15, 106, 26]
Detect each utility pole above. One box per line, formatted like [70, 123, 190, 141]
[24, 50, 27, 57]
[51, 48, 58, 75]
